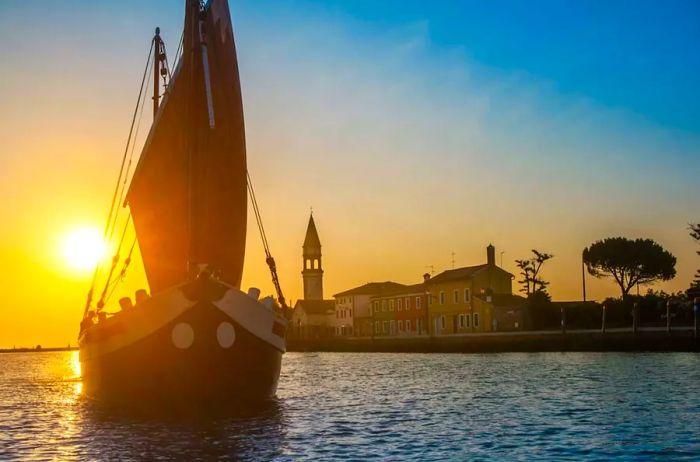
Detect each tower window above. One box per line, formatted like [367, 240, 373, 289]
[453, 290, 459, 304]
[439, 292, 445, 305]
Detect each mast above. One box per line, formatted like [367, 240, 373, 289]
[126, 0, 248, 292]
[153, 27, 164, 119]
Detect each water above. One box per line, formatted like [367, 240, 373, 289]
[1, 352, 700, 461]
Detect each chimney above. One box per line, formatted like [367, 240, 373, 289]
[487, 244, 495, 266]
[423, 273, 431, 282]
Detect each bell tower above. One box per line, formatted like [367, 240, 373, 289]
[302, 213, 323, 300]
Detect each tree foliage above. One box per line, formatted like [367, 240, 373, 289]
[516, 250, 553, 295]
[583, 237, 676, 298]
[690, 223, 700, 289]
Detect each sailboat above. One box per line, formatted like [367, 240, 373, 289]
[79, 0, 288, 404]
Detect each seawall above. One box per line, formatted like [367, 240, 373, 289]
[287, 329, 700, 353]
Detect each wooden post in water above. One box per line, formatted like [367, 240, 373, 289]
[666, 300, 671, 335]
[601, 304, 607, 334]
[632, 302, 638, 335]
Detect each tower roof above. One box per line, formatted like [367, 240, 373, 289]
[303, 214, 321, 249]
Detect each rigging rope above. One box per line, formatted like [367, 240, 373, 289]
[96, 213, 132, 310]
[83, 39, 154, 320]
[104, 237, 138, 306]
[246, 171, 289, 312]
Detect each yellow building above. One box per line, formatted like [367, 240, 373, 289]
[426, 245, 514, 335]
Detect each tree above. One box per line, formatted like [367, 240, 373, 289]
[583, 237, 676, 299]
[690, 223, 700, 289]
[515, 250, 553, 295]
[515, 259, 534, 295]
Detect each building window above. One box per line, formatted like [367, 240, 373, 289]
[406, 320, 412, 332]
[474, 313, 480, 328]
[440, 315, 446, 329]
[466, 314, 471, 328]
[390, 320, 396, 335]
[458, 314, 465, 328]
[349, 309, 353, 317]
[428, 294, 433, 306]
[375, 322, 380, 334]
[453, 290, 459, 304]
[374, 301, 379, 313]
[398, 320, 404, 332]
[417, 318, 422, 333]
[397, 299, 402, 311]
[389, 300, 395, 311]
[416, 296, 421, 309]
[439, 291, 445, 305]
[382, 300, 386, 312]
[383, 321, 388, 334]
[464, 288, 471, 303]
[405, 297, 410, 309]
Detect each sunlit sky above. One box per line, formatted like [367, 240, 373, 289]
[1, 0, 699, 347]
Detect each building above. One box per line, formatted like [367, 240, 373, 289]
[425, 244, 514, 335]
[371, 284, 429, 337]
[291, 214, 335, 339]
[302, 213, 323, 300]
[291, 299, 335, 339]
[480, 293, 527, 331]
[333, 281, 407, 337]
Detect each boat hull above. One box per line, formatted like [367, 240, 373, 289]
[79, 279, 286, 406]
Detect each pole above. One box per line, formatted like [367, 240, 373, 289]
[602, 304, 607, 334]
[561, 306, 566, 334]
[632, 302, 638, 335]
[153, 27, 162, 119]
[666, 300, 671, 335]
[582, 252, 587, 302]
[694, 298, 699, 339]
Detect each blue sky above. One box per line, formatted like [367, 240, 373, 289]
[246, 0, 700, 133]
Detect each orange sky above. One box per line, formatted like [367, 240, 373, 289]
[0, 2, 698, 347]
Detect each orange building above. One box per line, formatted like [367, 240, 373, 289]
[371, 284, 429, 337]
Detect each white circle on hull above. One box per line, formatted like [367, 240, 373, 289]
[172, 322, 194, 349]
[217, 322, 236, 348]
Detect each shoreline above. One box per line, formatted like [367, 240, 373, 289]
[0, 347, 78, 354]
[288, 329, 700, 353]
[4, 330, 699, 354]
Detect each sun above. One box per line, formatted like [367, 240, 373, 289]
[61, 227, 107, 272]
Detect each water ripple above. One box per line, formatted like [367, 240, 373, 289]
[1, 351, 700, 460]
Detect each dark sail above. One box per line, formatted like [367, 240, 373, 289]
[126, 0, 247, 293]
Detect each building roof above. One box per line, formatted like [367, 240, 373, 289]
[303, 214, 321, 249]
[294, 299, 335, 315]
[371, 283, 426, 298]
[333, 281, 407, 298]
[425, 264, 513, 285]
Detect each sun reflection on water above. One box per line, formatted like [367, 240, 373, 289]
[70, 350, 83, 396]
